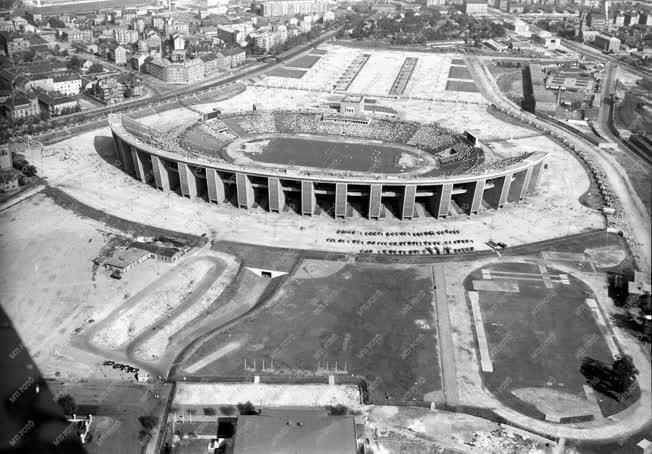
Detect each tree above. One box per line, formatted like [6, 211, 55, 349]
[220, 405, 236, 415]
[138, 415, 159, 430]
[57, 394, 77, 415]
[236, 401, 257, 415]
[68, 55, 82, 71]
[21, 164, 37, 177]
[611, 354, 639, 393]
[88, 63, 104, 73]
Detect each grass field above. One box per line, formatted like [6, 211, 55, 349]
[445, 80, 479, 93]
[267, 67, 307, 79]
[177, 260, 441, 404]
[614, 89, 652, 134]
[287, 55, 322, 69]
[448, 65, 473, 80]
[465, 261, 637, 420]
[240, 136, 424, 173]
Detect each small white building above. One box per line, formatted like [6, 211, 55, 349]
[534, 30, 560, 49]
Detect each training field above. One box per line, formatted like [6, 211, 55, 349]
[177, 260, 441, 404]
[464, 261, 636, 421]
[258, 45, 482, 102]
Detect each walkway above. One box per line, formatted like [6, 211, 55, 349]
[466, 55, 651, 272]
[432, 264, 459, 404]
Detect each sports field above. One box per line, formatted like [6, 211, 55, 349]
[177, 260, 441, 404]
[267, 67, 307, 79]
[236, 136, 427, 173]
[464, 261, 636, 421]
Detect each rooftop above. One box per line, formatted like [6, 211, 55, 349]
[233, 413, 357, 454]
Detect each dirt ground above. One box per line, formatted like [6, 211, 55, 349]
[21, 96, 603, 257]
[0, 194, 178, 380]
[173, 383, 363, 410]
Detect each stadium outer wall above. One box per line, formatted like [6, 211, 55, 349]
[108, 114, 547, 220]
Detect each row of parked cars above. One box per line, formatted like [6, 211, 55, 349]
[102, 360, 139, 374]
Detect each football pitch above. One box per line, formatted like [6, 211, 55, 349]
[177, 260, 442, 404]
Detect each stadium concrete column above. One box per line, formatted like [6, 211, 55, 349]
[507, 169, 528, 203]
[335, 183, 347, 217]
[151, 156, 170, 190]
[301, 180, 316, 215]
[113, 134, 134, 175]
[131, 147, 145, 182]
[526, 161, 544, 195]
[518, 166, 533, 200]
[178, 162, 198, 198]
[401, 184, 416, 219]
[483, 175, 510, 208]
[267, 177, 285, 212]
[236, 173, 254, 208]
[206, 168, 226, 203]
[434, 183, 453, 218]
[368, 184, 382, 219]
[470, 179, 486, 214]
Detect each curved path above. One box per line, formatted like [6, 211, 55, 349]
[463, 255, 651, 442]
[466, 56, 650, 272]
[74, 252, 232, 376]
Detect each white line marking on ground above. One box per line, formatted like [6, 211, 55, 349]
[468, 291, 493, 373]
[184, 341, 241, 374]
[585, 299, 620, 358]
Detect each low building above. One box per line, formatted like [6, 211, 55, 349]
[587, 12, 607, 31]
[109, 44, 128, 65]
[145, 57, 205, 84]
[52, 73, 82, 95]
[0, 144, 12, 169]
[114, 27, 139, 44]
[233, 412, 357, 454]
[0, 168, 20, 192]
[594, 33, 620, 52]
[534, 30, 560, 49]
[223, 47, 246, 67]
[88, 77, 125, 104]
[484, 38, 508, 52]
[2, 94, 40, 121]
[131, 53, 149, 72]
[103, 247, 150, 274]
[200, 52, 221, 76]
[146, 32, 162, 50]
[546, 72, 595, 91]
[0, 31, 31, 56]
[60, 28, 93, 42]
[131, 241, 187, 263]
[173, 32, 185, 50]
[38, 92, 79, 117]
[463, 0, 488, 16]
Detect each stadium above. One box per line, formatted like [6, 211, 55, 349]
[108, 107, 547, 220]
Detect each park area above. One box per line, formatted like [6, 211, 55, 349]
[177, 259, 442, 404]
[464, 261, 638, 421]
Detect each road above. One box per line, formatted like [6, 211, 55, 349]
[597, 62, 652, 166]
[466, 55, 651, 271]
[29, 29, 339, 140]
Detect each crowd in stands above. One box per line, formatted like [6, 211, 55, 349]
[212, 110, 470, 158]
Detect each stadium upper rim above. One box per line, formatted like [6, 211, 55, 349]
[108, 113, 548, 186]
